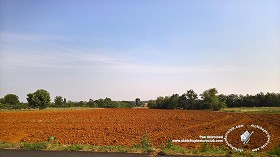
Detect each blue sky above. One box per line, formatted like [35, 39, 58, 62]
[0, 0, 279, 102]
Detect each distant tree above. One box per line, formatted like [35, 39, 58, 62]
[77, 101, 86, 107]
[87, 99, 97, 108]
[147, 100, 157, 109]
[178, 94, 187, 109]
[103, 97, 112, 107]
[255, 92, 265, 107]
[54, 96, 64, 107]
[156, 96, 167, 109]
[135, 98, 141, 106]
[3, 94, 20, 105]
[218, 94, 227, 104]
[0, 97, 4, 104]
[168, 94, 179, 109]
[186, 90, 198, 109]
[94, 97, 118, 108]
[265, 92, 280, 107]
[117, 101, 133, 108]
[178, 90, 199, 110]
[63, 98, 67, 104]
[148, 89, 280, 109]
[201, 88, 226, 110]
[27, 89, 51, 109]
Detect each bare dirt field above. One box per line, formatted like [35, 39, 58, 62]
[0, 109, 279, 151]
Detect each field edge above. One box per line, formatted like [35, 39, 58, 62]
[0, 141, 275, 157]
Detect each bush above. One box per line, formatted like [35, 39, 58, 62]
[0, 103, 29, 109]
[21, 142, 47, 150]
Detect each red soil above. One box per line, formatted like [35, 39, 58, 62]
[0, 109, 279, 151]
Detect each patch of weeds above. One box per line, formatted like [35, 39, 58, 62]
[83, 145, 127, 153]
[139, 133, 152, 149]
[199, 143, 227, 155]
[200, 142, 208, 152]
[0, 142, 18, 149]
[21, 142, 48, 150]
[46, 143, 66, 151]
[232, 150, 267, 157]
[268, 144, 280, 157]
[162, 140, 190, 155]
[66, 144, 83, 151]
[95, 145, 128, 153]
[132, 132, 153, 152]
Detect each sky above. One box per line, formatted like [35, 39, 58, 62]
[0, 0, 279, 102]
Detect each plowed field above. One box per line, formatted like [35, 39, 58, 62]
[0, 109, 279, 151]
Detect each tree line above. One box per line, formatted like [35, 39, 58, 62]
[148, 88, 226, 110]
[0, 89, 134, 109]
[0, 88, 279, 110]
[218, 92, 280, 108]
[148, 88, 280, 110]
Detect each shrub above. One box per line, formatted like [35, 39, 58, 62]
[21, 142, 47, 150]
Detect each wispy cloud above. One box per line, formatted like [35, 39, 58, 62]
[0, 32, 69, 42]
[0, 32, 234, 74]
[1, 49, 234, 74]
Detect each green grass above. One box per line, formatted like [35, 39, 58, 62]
[66, 144, 84, 151]
[0, 142, 17, 149]
[85, 145, 129, 153]
[45, 107, 95, 110]
[268, 145, 280, 157]
[0, 141, 274, 156]
[222, 107, 280, 114]
[197, 143, 228, 155]
[232, 150, 269, 157]
[20, 142, 48, 150]
[161, 140, 191, 155]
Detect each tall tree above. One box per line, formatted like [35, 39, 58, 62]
[186, 89, 198, 109]
[27, 89, 51, 109]
[3, 94, 20, 105]
[178, 94, 187, 109]
[201, 88, 226, 110]
[54, 96, 64, 107]
[135, 98, 141, 106]
[168, 94, 179, 109]
[87, 99, 97, 107]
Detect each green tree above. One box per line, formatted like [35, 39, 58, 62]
[87, 99, 97, 107]
[201, 88, 226, 110]
[3, 94, 20, 105]
[168, 94, 179, 109]
[186, 90, 198, 109]
[135, 98, 141, 106]
[54, 96, 63, 107]
[178, 94, 187, 109]
[0, 98, 4, 104]
[178, 90, 198, 110]
[27, 89, 51, 109]
[147, 100, 157, 109]
[156, 96, 167, 109]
